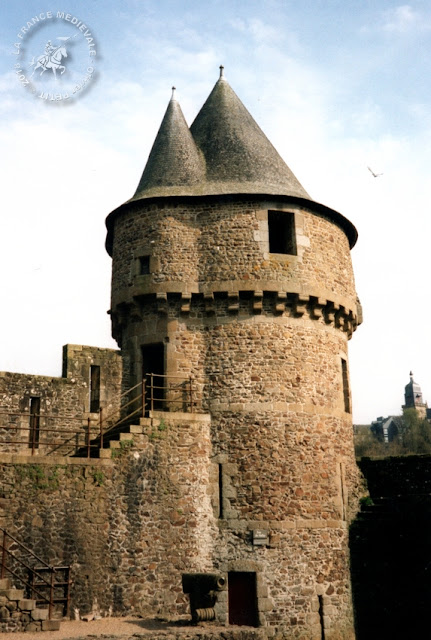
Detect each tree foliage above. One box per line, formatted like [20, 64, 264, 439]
[354, 411, 431, 458]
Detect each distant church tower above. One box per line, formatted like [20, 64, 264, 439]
[106, 69, 361, 639]
[403, 371, 428, 418]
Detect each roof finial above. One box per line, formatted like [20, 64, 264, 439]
[171, 86, 176, 100]
[219, 65, 224, 78]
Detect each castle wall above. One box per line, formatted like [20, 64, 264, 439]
[0, 346, 122, 455]
[0, 413, 216, 620]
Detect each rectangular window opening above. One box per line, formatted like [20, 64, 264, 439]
[29, 397, 41, 450]
[341, 358, 351, 413]
[268, 210, 297, 255]
[139, 255, 150, 275]
[90, 365, 101, 413]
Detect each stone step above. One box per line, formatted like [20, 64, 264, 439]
[32, 607, 49, 621]
[19, 598, 36, 610]
[0, 588, 24, 600]
[42, 619, 61, 631]
[129, 423, 143, 434]
[0, 578, 11, 590]
[119, 433, 134, 442]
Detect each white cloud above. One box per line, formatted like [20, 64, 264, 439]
[383, 5, 419, 32]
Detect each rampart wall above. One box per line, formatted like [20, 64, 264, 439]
[0, 346, 122, 455]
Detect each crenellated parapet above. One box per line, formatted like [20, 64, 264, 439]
[110, 290, 360, 347]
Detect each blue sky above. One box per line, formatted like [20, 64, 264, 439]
[1, 0, 431, 423]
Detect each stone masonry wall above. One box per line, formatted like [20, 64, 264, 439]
[110, 199, 357, 312]
[0, 412, 216, 620]
[0, 345, 122, 455]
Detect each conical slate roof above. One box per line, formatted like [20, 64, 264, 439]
[190, 68, 310, 199]
[107, 70, 358, 252]
[133, 88, 205, 200]
[131, 70, 310, 201]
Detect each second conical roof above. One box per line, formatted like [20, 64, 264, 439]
[190, 71, 310, 199]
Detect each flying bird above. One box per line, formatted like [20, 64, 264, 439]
[367, 166, 383, 178]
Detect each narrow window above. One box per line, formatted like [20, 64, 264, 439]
[29, 397, 41, 450]
[339, 462, 346, 521]
[218, 463, 224, 519]
[89, 365, 101, 413]
[341, 358, 351, 413]
[139, 255, 150, 275]
[318, 595, 325, 640]
[268, 210, 297, 255]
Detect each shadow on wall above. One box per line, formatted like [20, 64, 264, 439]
[350, 456, 431, 639]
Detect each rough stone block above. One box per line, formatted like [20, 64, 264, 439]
[129, 424, 143, 434]
[42, 619, 61, 631]
[19, 599, 35, 611]
[0, 589, 24, 600]
[32, 607, 49, 621]
[0, 579, 10, 591]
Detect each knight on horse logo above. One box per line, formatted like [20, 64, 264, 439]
[30, 35, 76, 78]
[13, 11, 97, 102]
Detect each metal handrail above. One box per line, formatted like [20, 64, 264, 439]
[0, 527, 71, 619]
[0, 375, 197, 457]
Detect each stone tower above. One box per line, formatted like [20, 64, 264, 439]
[106, 69, 361, 639]
[403, 371, 428, 418]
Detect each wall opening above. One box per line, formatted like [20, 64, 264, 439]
[142, 343, 165, 412]
[218, 463, 224, 519]
[29, 397, 41, 450]
[318, 595, 325, 640]
[268, 210, 297, 255]
[339, 461, 346, 521]
[89, 365, 101, 413]
[139, 255, 150, 275]
[341, 358, 351, 413]
[228, 571, 258, 626]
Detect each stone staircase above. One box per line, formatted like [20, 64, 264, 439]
[75, 416, 159, 458]
[0, 577, 60, 633]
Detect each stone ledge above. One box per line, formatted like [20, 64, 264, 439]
[0, 453, 113, 466]
[149, 411, 211, 424]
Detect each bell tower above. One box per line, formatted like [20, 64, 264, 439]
[106, 69, 361, 638]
